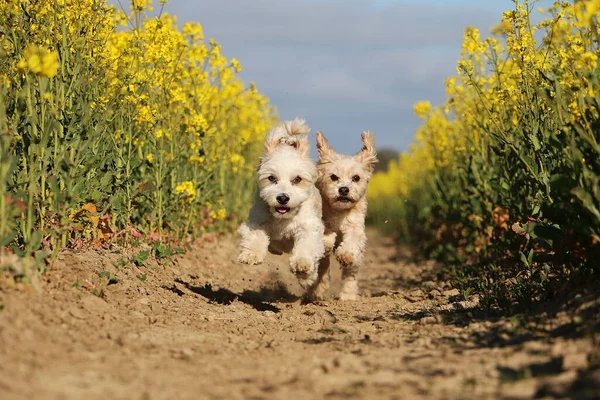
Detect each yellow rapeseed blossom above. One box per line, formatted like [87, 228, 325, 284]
[210, 208, 227, 220]
[132, 0, 153, 12]
[230, 58, 242, 73]
[369, 0, 600, 209]
[175, 181, 196, 202]
[413, 101, 432, 118]
[17, 45, 60, 78]
[0, 0, 276, 238]
[189, 155, 205, 164]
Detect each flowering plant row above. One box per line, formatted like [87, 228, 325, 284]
[0, 0, 276, 261]
[368, 0, 600, 308]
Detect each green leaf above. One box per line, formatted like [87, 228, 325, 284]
[532, 224, 563, 244]
[132, 250, 150, 266]
[28, 231, 43, 253]
[100, 172, 113, 187]
[152, 242, 171, 259]
[527, 249, 534, 265]
[34, 251, 50, 263]
[520, 154, 538, 177]
[572, 187, 600, 221]
[531, 135, 541, 151]
[520, 251, 529, 267]
[0, 230, 17, 247]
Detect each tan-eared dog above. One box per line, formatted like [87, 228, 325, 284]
[308, 131, 377, 300]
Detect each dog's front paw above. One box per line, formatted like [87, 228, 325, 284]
[338, 280, 359, 301]
[338, 291, 359, 301]
[237, 250, 264, 265]
[335, 245, 355, 267]
[290, 257, 317, 289]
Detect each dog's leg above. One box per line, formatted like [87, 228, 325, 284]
[306, 256, 331, 301]
[237, 222, 270, 265]
[335, 228, 366, 300]
[289, 229, 323, 290]
[323, 230, 336, 255]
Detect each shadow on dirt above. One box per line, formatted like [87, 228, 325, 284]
[392, 291, 600, 350]
[534, 359, 600, 400]
[388, 289, 600, 397]
[175, 278, 299, 313]
[387, 246, 600, 351]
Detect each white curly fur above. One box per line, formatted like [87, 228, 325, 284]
[308, 130, 378, 301]
[237, 118, 325, 291]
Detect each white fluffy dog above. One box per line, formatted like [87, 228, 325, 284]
[308, 130, 378, 301]
[237, 119, 325, 291]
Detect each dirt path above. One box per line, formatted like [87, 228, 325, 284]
[0, 229, 598, 400]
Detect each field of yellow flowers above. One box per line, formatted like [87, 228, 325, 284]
[368, 0, 600, 309]
[0, 0, 276, 267]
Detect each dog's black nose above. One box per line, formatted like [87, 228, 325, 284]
[276, 194, 290, 205]
[338, 187, 350, 196]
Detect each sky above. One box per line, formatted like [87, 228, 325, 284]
[127, 0, 555, 155]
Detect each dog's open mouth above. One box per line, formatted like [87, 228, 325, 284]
[274, 206, 290, 215]
[336, 196, 354, 203]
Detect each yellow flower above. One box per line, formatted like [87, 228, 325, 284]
[183, 22, 204, 41]
[210, 208, 227, 220]
[18, 45, 60, 78]
[132, 0, 153, 12]
[175, 181, 196, 203]
[413, 101, 432, 119]
[189, 155, 205, 164]
[230, 58, 242, 73]
[462, 27, 482, 53]
[146, 153, 154, 163]
[457, 60, 474, 76]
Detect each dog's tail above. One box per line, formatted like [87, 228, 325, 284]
[264, 118, 311, 156]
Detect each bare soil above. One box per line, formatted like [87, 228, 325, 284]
[0, 229, 598, 400]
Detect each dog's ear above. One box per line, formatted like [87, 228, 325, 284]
[264, 118, 311, 156]
[292, 136, 311, 158]
[356, 130, 378, 171]
[284, 118, 311, 136]
[316, 131, 334, 162]
[263, 133, 281, 154]
[284, 118, 311, 157]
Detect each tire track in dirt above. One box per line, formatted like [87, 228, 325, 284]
[0, 229, 598, 400]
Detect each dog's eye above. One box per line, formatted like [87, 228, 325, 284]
[330, 174, 339, 182]
[268, 175, 277, 183]
[352, 175, 361, 182]
[292, 176, 302, 184]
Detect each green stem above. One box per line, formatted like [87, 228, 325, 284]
[24, 79, 38, 246]
[39, 77, 47, 233]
